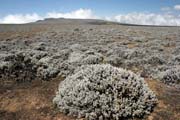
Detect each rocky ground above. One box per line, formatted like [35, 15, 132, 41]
[0, 19, 180, 120]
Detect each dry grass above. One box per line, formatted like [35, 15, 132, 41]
[127, 42, 137, 49]
[146, 79, 180, 120]
[0, 77, 74, 120]
[0, 25, 47, 41]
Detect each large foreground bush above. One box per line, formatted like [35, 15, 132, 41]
[53, 64, 157, 120]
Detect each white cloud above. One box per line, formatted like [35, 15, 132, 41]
[0, 9, 98, 24]
[110, 12, 180, 26]
[174, 5, 180, 10]
[161, 7, 171, 11]
[46, 8, 98, 19]
[0, 13, 43, 24]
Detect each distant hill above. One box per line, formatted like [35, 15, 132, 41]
[31, 18, 179, 27]
[33, 18, 120, 25]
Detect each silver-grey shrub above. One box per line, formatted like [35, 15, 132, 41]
[81, 50, 104, 64]
[104, 55, 123, 66]
[53, 64, 157, 120]
[161, 67, 180, 86]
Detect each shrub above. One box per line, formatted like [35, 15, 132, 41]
[68, 51, 85, 63]
[161, 67, 180, 85]
[104, 55, 123, 66]
[81, 54, 103, 64]
[36, 65, 59, 80]
[145, 55, 166, 65]
[69, 44, 87, 52]
[57, 62, 76, 78]
[53, 64, 157, 120]
[74, 28, 80, 31]
[81, 50, 104, 64]
[170, 55, 180, 65]
[68, 50, 104, 65]
[33, 42, 47, 51]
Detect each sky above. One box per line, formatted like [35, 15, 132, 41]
[0, 0, 180, 25]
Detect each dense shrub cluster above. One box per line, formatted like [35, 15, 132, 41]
[0, 53, 37, 82]
[53, 64, 157, 120]
[0, 51, 61, 82]
[0, 25, 179, 88]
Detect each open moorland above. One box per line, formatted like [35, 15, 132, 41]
[0, 19, 180, 120]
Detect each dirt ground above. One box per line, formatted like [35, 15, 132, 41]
[0, 78, 179, 120]
[146, 79, 180, 120]
[0, 77, 74, 120]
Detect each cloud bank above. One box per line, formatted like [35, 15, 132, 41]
[0, 8, 180, 26]
[0, 13, 43, 24]
[46, 8, 98, 19]
[112, 13, 180, 26]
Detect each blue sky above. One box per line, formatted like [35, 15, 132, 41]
[0, 0, 179, 16]
[0, 0, 180, 25]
